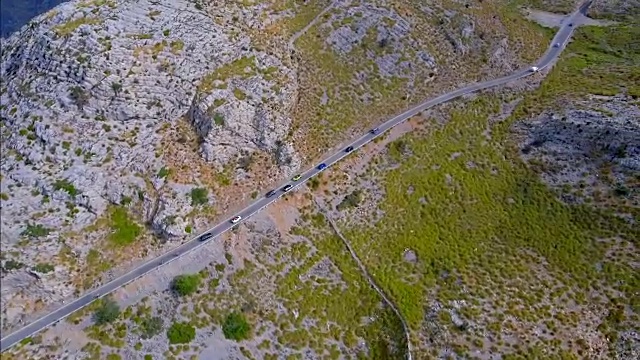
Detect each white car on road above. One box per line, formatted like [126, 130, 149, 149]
[230, 216, 242, 224]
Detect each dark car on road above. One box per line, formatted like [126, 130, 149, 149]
[199, 233, 214, 242]
[370, 127, 379, 135]
[266, 190, 277, 198]
[317, 163, 327, 170]
[282, 184, 293, 192]
[568, 23, 573, 27]
[345, 146, 354, 152]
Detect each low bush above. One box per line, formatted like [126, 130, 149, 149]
[94, 298, 120, 325]
[33, 263, 55, 273]
[166, 322, 195, 344]
[172, 274, 201, 296]
[139, 316, 163, 339]
[222, 312, 251, 341]
[21, 223, 51, 238]
[190, 188, 209, 206]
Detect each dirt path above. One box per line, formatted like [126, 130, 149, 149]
[287, 1, 338, 50]
[312, 195, 413, 360]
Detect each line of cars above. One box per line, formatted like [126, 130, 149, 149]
[198, 127, 383, 241]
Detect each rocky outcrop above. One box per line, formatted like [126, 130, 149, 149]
[189, 53, 301, 176]
[322, 3, 437, 84]
[514, 95, 639, 211]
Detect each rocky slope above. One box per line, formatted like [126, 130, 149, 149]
[514, 95, 639, 217]
[588, 0, 640, 21]
[0, 0, 299, 330]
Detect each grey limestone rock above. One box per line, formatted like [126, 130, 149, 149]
[0, 0, 299, 329]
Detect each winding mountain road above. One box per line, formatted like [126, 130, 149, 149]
[0, 1, 592, 352]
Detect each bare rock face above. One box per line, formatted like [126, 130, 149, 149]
[189, 52, 300, 177]
[149, 183, 199, 239]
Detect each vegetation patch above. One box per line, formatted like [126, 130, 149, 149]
[53, 179, 79, 197]
[198, 56, 256, 93]
[54, 17, 102, 37]
[336, 189, 363, 211]
[222, 312, 251, 341]
[336, 24, 639, 357]
[138, 316, 164, 339]
[157, 166, 171, 179]
[21, 223, 51, 238]
[32, 263, 55, 273]
[93, 297, 121, 325]
[172, 274, 202, 296]
[213, 113, 225, 126]
[170, 40, 184, 54]
[166, 322, 196, 344]
[107, 206, 142, 246]
[189, 187, 209, 206]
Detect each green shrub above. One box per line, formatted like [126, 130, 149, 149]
[337, 189, 363, 210]
[233, 88, 246, 100]
[166, 322, 196, 344]
[53, 179, 79, 197]
[108, 207, 141, 246]
[33, 263, 55, 273]
[222, 312, 251, 341]
[139, 316, 163, 339]
[94, 298, 120, 325]
[189, 188, 208, 206]
[157, 167, 170, 179]
[308, 177, 320, 191]
[213, 113, 225, 126]
[144, 355, 153, 360]
[2, 259, 24, 271]
[172, 274, 201, 296]
[22, 223, 51, 238]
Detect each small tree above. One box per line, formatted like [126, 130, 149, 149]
[94, 298, 120, 325]
[189, 188, 208, 206]
[111, 82, 122, 96]
[139, 316, 163, 339]
[172, 274, 201, 296]
[222, 312, 251, 341]
[166, 322, 195, 344]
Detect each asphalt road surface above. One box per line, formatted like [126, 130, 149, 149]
[0, 1, 592, 352]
